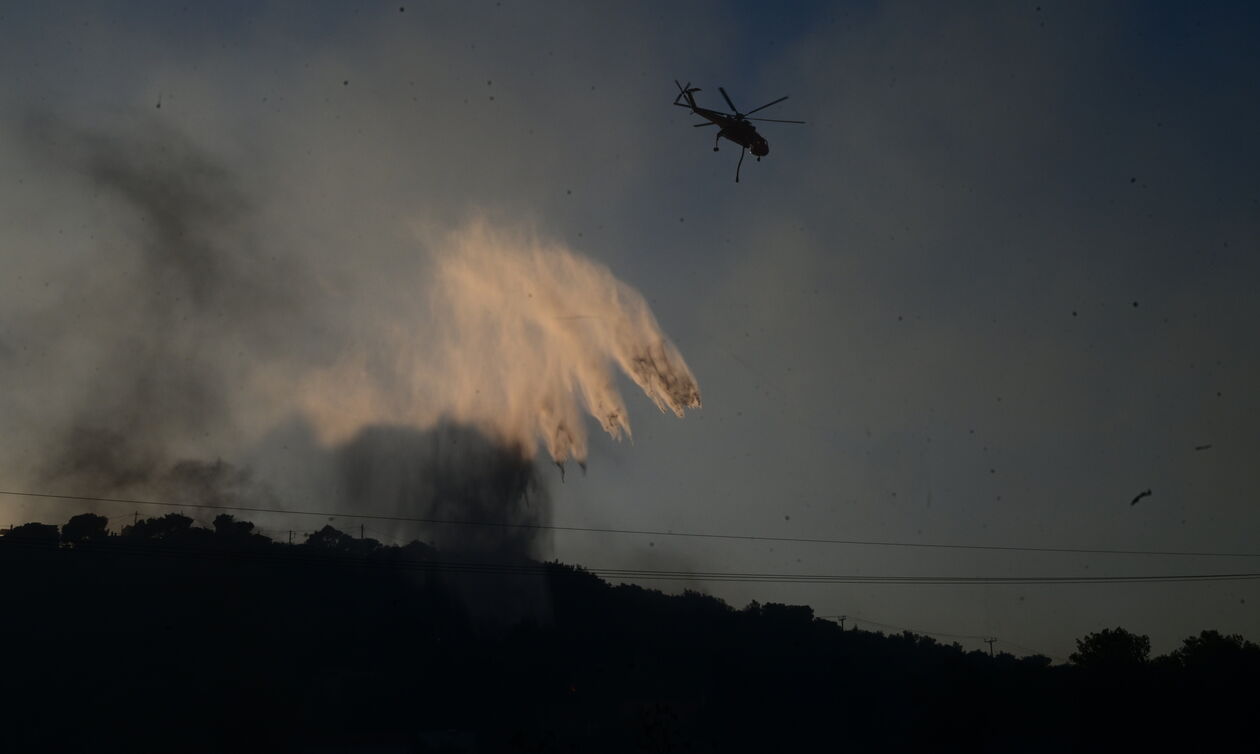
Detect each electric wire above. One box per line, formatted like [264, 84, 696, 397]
[2, 538, 1256, 585]
[4, 488, 1258, 559]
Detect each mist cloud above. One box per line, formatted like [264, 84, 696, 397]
[298, 221, 701, 464]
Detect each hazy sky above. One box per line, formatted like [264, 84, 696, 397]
[1, 1, 1257, 660]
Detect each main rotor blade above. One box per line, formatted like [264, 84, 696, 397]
[693, 122, 717, 127]
[718, 86, 738, 114]
[745, 95, 789, 116]
[747, 117, 806, 124]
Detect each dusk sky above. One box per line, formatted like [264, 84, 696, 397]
[2, 1, 1257, 661]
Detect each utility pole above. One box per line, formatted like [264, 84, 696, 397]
[288, 530, 293, 545]
[837, 615, 847, 630]
[360, 524, 364, 540]
[984, 637, 997, 657]
[133, 511, 138, 526]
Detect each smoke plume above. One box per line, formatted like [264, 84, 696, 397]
[4, 116, 699, 544]
[337, 422, 549, 558]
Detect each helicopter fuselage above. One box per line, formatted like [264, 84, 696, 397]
[692, 107, 770, 156]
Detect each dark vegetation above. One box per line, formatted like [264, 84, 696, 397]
[2, 515, 1255, 753]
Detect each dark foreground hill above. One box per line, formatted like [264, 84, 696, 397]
[1, 515, 1255, 753]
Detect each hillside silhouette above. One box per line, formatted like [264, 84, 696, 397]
[2, 514, 1255, 752]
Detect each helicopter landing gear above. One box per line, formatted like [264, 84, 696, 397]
[714, 131, 725, 151]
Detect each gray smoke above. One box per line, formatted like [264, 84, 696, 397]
[20, 115, 293, 498]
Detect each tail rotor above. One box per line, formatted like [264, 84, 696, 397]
[673, 79, 701, 107]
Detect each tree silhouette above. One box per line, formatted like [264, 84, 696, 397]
[121, 513, 195, 540]
[1172, 630, 1260, 672]
[1070, 626, 1151, 669]
[1, 508, 1256, 752]
[212, 513, 256, 539]
[305, 524, 355, 551]
[2, 522, 60, 548]
[303, 524, 380, 556]
[61, 513, 109, 545]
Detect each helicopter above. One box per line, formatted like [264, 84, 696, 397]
[673, 80, 805, 182]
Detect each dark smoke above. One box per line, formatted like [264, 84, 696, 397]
[325, 421, 555, 627]
[336, 421, 551, 560]
[159, 459, 281, 510]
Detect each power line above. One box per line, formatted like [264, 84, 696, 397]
[597, 571, 1260, 585]
[3, 487, 1259, 559]
[2, 537, 1256, 585]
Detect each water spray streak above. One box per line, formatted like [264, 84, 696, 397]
[303, 221, 701, 464]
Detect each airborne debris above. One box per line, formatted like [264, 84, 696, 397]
[1129, 489, 1152, 506]
[1194, 444, 1212, 451]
